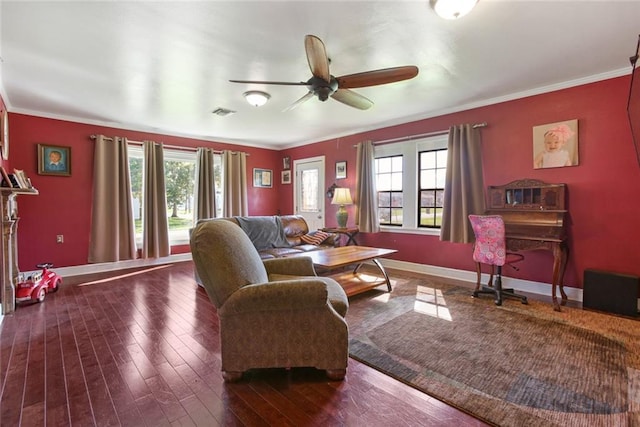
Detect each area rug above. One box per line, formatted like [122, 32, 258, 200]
[346, 273, 640, 426]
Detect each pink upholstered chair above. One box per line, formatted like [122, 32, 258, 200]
[468, 215, 528, 306]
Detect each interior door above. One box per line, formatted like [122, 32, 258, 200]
[293, 156, 325, 231]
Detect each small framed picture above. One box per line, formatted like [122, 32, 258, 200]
[253, 168, 272, 188]
[283, 156, 291, 170]
[38, 144, 71, 176]
[336, 161, 347, 179]
[281, 170, 291, 184]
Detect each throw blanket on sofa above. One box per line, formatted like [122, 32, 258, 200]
[235, 216, 291, 251]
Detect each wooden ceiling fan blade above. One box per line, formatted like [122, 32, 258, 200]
[336, 66, 419, 89]
[331, 89, 373, 110]
[229, 79, 307, 86]
[282, 91, 315, 112]
[304, 35, 331, 83]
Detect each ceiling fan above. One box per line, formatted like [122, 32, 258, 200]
[229, 34, 419, 111]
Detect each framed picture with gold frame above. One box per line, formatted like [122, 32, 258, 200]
[38, 144, 72, 176]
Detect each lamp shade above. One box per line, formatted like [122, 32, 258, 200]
[331, 188, 353, 228]
[432, 0, 478, 20]
[331, 188, 353, 206]
[243, 91, 270, 107]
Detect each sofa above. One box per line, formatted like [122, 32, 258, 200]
[222, 215, 339, 259]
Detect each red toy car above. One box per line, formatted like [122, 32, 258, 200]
[15, 263, 62, 303]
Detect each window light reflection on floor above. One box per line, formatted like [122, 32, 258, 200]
[76, 265, 171, 286]
[414, 285, 452, 321]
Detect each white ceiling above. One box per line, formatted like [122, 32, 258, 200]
[1, 1, 639, 149]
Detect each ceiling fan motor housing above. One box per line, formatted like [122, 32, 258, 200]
[307, 76, 339, 101]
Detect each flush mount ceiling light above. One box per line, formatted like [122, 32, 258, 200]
[431, 0, 478, 20]
[243, 91, 271, 107]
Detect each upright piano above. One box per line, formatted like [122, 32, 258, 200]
[485, 179, 568, 311]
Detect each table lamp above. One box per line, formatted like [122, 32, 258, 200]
[331, 187, 353, 228]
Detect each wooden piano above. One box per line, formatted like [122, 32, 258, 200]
[486, 179, 568, 311]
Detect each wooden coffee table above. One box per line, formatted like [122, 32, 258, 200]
[288, 246, 397, 296]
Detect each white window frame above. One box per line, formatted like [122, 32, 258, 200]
[374, 134, 448, 236]
[128, 145, 198, 246]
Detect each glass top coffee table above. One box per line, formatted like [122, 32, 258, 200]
[287, 246, 397, 296]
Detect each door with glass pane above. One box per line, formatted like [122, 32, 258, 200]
[293, 156, 325, 231]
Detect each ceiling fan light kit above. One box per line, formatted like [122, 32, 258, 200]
[230, 35, 419, 111]
[243, 91, 270, 107]
[432, 0, 478, 20]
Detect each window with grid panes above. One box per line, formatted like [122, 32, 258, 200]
[418, 149, 447, 227]
[375, 155, 403, 226]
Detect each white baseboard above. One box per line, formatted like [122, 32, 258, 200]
[8, 253, 582, 324]
[20, 253, 193, 279]
[376, 258, 584, 303]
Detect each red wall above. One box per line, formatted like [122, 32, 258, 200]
[10, 115, 281, 269]
[285, 76, 640, 288]
[9, 76, 640, 289]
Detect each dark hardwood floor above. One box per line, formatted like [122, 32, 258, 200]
[0, 261, 488, 426]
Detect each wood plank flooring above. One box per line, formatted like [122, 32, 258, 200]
[0, 261, 488, 426]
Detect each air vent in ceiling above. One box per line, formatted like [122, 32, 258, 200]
[212, 107, 236, 117]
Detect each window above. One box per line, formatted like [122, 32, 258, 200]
[164, 149, 197, 242]
[128, 146, 143, 242]
[129, 146, 221, 245]
[376, 155, 403, 226]
[418, 149, 447, 227]
[374, 135, 448, 233]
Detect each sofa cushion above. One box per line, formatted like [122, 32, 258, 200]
[261, 247, 304, 258]
[300, 230, 330, 245]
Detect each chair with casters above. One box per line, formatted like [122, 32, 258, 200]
[468, 214, 528, 306]
[190, 218, 349, 382]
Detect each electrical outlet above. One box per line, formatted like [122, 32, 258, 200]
[56, 235, 64, 243]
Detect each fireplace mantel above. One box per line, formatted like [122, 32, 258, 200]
[1, 187, 38, 315]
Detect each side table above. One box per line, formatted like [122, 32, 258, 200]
[321, 227, 359, 246]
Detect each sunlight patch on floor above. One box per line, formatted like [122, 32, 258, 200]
[76, 265, 171, 286]
[414, 285, 452, 321]
[373, 293, 391, 303]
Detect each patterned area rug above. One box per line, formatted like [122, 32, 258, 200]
[346, 273, 640, 426]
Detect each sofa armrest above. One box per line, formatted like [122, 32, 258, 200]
[263, 256, 317, 277]
[220, 279, 332, 315]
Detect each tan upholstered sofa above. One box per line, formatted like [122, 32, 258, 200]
[190, 218, 349, 381]
[222, 215, 338, 259]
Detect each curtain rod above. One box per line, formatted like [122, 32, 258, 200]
[89, 135, 248, 155]
[354, 122, 488, 147]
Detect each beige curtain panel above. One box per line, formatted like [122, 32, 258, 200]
[223, 150, 248, 217]
[440, 124, 486, 244]
[194, 147, 217, 220]
[355, 140, 380, 233]
[88, 135, 137, 263]
[142, 141, 170, 258]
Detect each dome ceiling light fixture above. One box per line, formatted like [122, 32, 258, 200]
[431, 0, 478, 20]
[243, 91, 271, 107]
